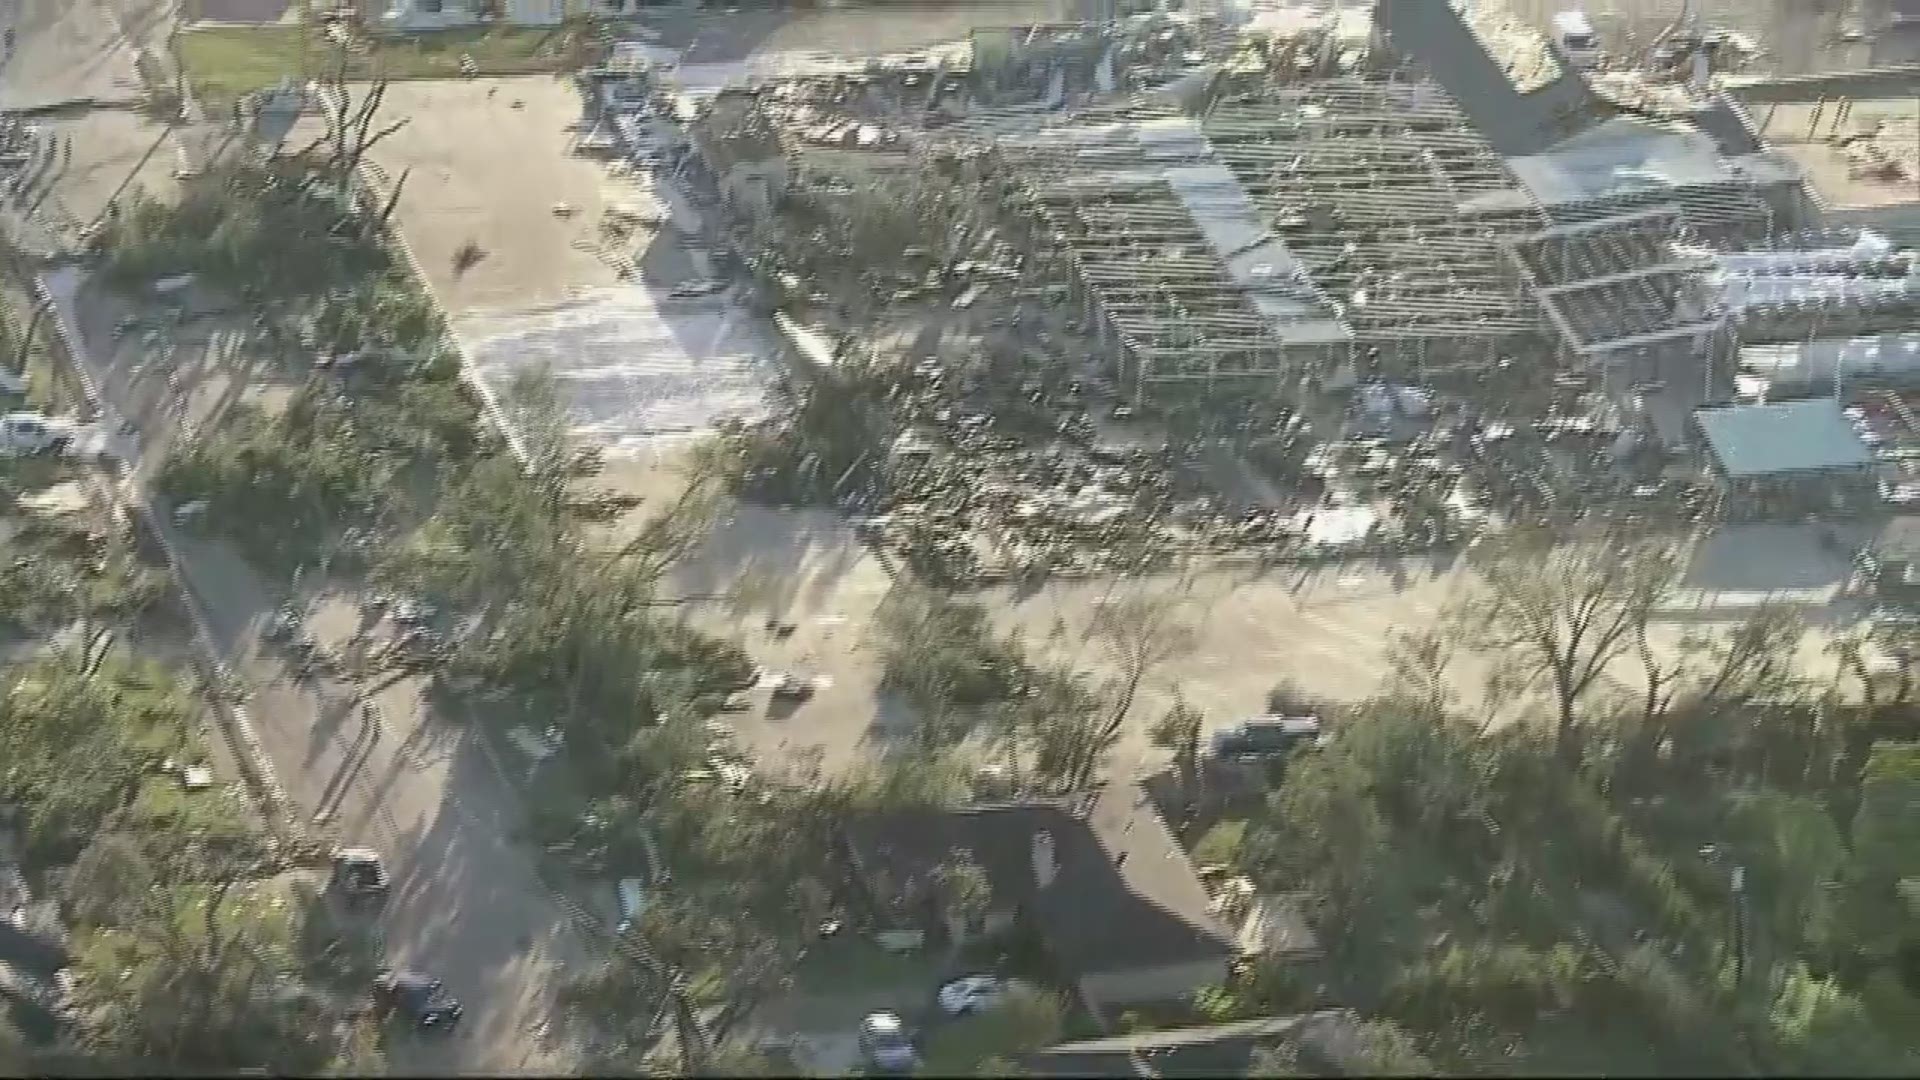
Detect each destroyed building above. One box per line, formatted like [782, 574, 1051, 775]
[898, 0, 1819, 408]
[692, 0, 1920, 435]
[694, 88, 792, 221]
[1729, 66, 1920, 241]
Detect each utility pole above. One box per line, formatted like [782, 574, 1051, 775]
[1703, 843, 1748, 987]
[1731, 862, 1748, 987]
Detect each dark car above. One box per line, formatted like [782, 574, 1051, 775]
[372, 969, 463, 1032]
[767, 673, 815, 701]
[330, 847, 389, 907]
[1208, 716, 1324, 760]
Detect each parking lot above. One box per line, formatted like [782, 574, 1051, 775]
[1502, 0, 1872, 75]
[362, 77, 645, 316]
[363, 76, 777, 457]
[669, 515, 1866, 781]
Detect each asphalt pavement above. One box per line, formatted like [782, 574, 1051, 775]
[39, 263, 606, 1073]
[2, 0, 129, 109]
[13, 2, 605, 1069]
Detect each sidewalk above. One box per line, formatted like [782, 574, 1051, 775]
[1653, 585, 1843, 614]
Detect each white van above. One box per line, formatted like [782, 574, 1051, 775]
[614, 877, 648, 934]
[1552, 10, 1601, 69]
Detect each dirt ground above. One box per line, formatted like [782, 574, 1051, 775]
[648, 488, 1862, 782]
[8, 109, 187, 249]
[363, 76, 777, 454]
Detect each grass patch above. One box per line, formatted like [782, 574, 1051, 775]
[128, 772, 257, 835]
[178, 23, 579, 104]
[362, 24, 579, 78]
[793, 939, 938, 996]
[176, 26, 308, 104]
[1190, 817, 1248, 869]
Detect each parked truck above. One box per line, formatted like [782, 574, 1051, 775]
[1552, 10, 1601, 69]
[0, 412, 72, 456]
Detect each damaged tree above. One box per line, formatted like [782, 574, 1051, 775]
[1016, 591, 1196, 793]
[1149, 695, 1205, 823]
[1457, 524, 1678, 765]
[296, 46, 408, 185]
[1070, 591, 1197, 789]
[1623, 606, 1808, 788]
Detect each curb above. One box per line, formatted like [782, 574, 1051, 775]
[32, 269, 301, 843]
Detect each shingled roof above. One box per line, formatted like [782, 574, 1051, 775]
[840, 783, 1232, 979]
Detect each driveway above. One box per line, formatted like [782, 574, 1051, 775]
[1, 0, 211, 254]
[0, 0, 149, 110]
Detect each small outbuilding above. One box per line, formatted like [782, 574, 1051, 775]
[1693, 399, 1878, 517]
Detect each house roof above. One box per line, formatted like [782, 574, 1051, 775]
[1024, 1011, 1363, 1078]
[1693, 399, 1875, 478]
[696, 89, 786, 171]
[841, 784, 1232, 978]
[0, 920, 68, 979]
[1235, 892, 1323, 959]
[707, 123, 785, 171]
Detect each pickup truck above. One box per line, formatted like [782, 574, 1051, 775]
[0, 412, 72, 456]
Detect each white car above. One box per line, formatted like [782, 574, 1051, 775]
[766, 672, 815, 701]
[936, 975, 1033, 1017]
[668, 278, 726, 299]
[858, 1011, 920, 1073]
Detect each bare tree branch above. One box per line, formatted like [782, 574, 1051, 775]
[1458, 524, 1677, 764]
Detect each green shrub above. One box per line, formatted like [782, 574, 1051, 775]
[1192, 818, 1249, 869]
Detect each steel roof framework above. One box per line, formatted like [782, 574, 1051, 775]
[1506, 205, 1726, 358]
[999, 105, 1354, 388]
[925, 74, 1779, 383]
[1199, 78, 1549, 344]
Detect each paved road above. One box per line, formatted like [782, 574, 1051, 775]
[40, 266, 599, 1074]
[1, 0, 199, 253]
[0, 0, 162, 109]
[12, 0, 606, 1062]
